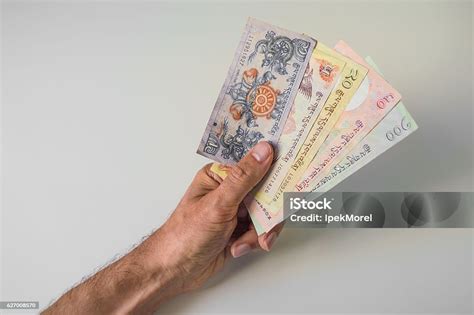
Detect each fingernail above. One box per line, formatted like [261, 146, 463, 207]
[251, 142, 272, 163]
[264, 232, 277, 251]
[232, 243, 251, 258]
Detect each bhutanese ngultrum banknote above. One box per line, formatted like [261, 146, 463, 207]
[197, 18, 316, 164]
[263, 73, 417, 226]
[244, 58, 415, 234]
[209, 94, 417, 234]
[308, 56, 417, 193]
[251, 45, 347, 205]
[263, 43, 368, 205]
[245, 44, 369, 234]
[208, 45, 347, 234]
[295, 41, 402, 192]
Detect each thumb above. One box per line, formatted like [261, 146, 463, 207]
[215, 141, 273, 208]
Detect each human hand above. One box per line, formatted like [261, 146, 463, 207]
[43, 141, 284, 315]
[150, 141, 284, 294]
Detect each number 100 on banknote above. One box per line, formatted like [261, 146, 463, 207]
[197, 18, 316, 164]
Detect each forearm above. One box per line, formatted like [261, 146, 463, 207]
[42, 143, 276, 314]
[43, 229, 182, 314]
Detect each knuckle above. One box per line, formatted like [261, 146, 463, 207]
[198, 163, 213, 178]
[192, 163, 220, 188]
[227, 164, 251, 185]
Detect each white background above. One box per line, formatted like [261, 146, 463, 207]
[2, 1, 473, 314]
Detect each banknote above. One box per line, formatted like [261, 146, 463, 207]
[309, 56, 418, 192]
[251, 45, 347, 205]
[295, 41, 401, 192]
[243, 57, 415, 234]
[279, 96, 417, 226]
[197, 18, 316, 164]
[210, 162, 230, 179]
[264, 43, 368, 205]
[244, 44, 368, 234]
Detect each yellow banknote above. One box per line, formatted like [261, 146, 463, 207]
[270, 44, 367, 205]
[296, 42, 402, 192]
[245, 43, 369, 233]
[246, 57, 414, 235]
[210, 162, 229, 179]
[252, 44, 347, 205]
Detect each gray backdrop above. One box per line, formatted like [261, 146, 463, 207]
[2, 1, 473, 314]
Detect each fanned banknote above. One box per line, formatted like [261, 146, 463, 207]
[199, 19, 417, 235]
[278, 57, 418, 221]
[251, 95, 417, 233]
[269, 43, 368, 205]
[244, 44, 369, 234]
[295, 41, 401, 192]
[309, 56, 417, 192]
[197, 18, 316, 164]
[245, 58, 415, 234]
[251, 44, 347, 205]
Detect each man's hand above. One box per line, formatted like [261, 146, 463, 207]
[158, 141, 284, 290]
[43, 142, 284, 315]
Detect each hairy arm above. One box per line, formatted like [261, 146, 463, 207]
[43, 230, 183, 314]
[42, 142, 283, 314]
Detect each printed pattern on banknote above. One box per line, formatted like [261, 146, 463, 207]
[288, 101, 417, 223]
[197, 18, 316, 164]
[295, 41, 402, 192]
[246, 57, 416, 234]
[245, 44, 369, 233]
[309, 56, 417, 192]
[251, 45, 346, 205]
[269, 43, 368, 205]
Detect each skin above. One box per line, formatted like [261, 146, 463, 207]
[43, 142, 283, 314]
